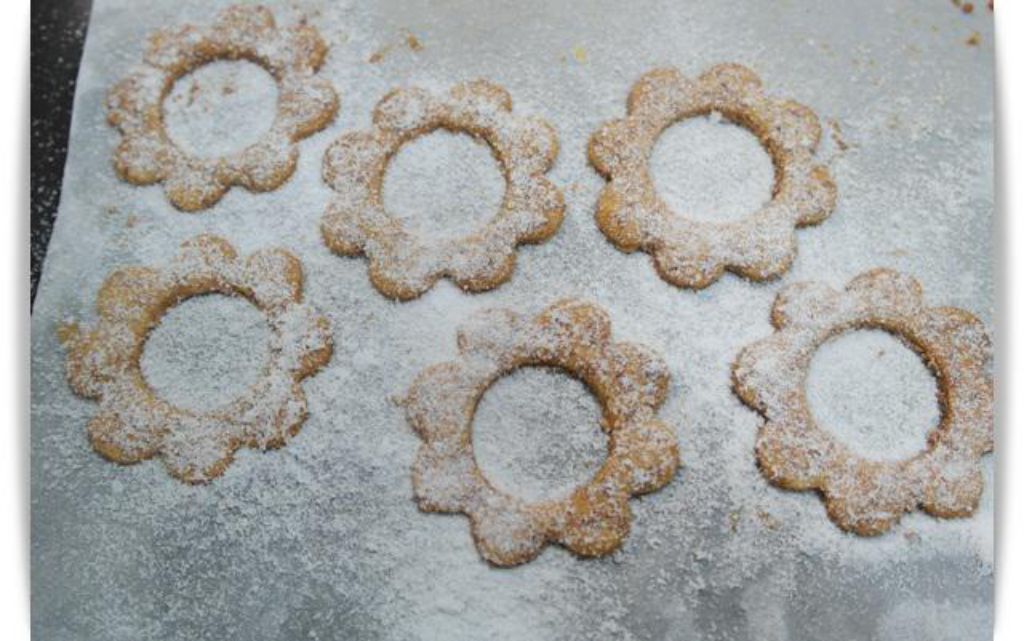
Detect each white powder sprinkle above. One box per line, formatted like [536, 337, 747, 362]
[382, 129, 506, 240]
[163, 59, 280, 158]
[650, 113, 775, 223]
[805, 328, 941, 461]
[141, 294, 273, 412]
[472, 366, 608, 503]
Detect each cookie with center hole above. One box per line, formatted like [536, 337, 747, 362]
[321, 80, 565, 301]
[732, 268, 993, 535]
[107, 4, 339, 211]
[403, 299, 679, 566]
[60, 235, 333, 483]
[589, 64, 837, 289]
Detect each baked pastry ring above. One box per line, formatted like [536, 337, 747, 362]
[321, 80, 565, 300]
[589, 64, 837, 289]
[732, 269, 993, 535]
[403, 299, 679, 566]
[107, 4, 339, 211]
[59, 235, 333, 483]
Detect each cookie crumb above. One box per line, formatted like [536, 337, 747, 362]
[369, 30, 423, 63]
[828, 119, 851, 152]
[729, 509, 742, 533]
[756, 510, 781, 531]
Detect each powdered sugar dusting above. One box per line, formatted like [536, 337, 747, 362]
[650, 112, 774, 223]
[141, 294, 273, 412]
[383, 130, 506, 240]
[732, 269, 993, 536]
[321, 79, 565, 300]
[806, 328, 941, 461]
[59, 235, 334, 483]
[107, 3, 339, 211]
[163, 60, 280, 158]
[405, 299, 678, 566]
[474, 366, 607, 502]
[589, 64, 838, 289]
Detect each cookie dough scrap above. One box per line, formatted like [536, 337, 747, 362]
[321, 80, 565, 301]
[59, 235, 333, 484]
[403, 299, 680, 566]
[732, 269, 993, 535]
[108, 4, 339, 211]
[589, 64, 837, 289]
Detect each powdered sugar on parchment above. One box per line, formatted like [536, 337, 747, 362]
[163, 60, 280, 158]
[473, 366, 607, 503]
[805, 328, 941, 461]
[141, 295, 273, 412]
[383, 130, 506, 240]
[650, 112, 775, 223]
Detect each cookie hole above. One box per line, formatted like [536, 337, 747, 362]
[651, 112, 774, 222]
[473, 367, 608, 502]
[806, 329, 941, 461]
[383, 130, 506, 240]
[163, 60, 279, 158]
[141, 295, 272, 412]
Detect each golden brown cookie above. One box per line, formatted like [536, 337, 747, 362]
[107, 4, 339, 211]
[403, 299, 679, 566]
[321, 80, 565, 301]
[588, 64, 837, 289]
[732, 268, 993, 535]
[59, 235, 333, 483]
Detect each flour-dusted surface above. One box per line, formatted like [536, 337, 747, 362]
[31, 1, 994, 640]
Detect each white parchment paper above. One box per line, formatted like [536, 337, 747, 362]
[32, 1, 995, 640]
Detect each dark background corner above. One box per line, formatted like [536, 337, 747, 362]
[30, 0, 93, 306]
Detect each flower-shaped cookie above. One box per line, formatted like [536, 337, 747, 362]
[108, 4, 339, 211]
[404, 299, 679, 566]
[589, 64, 837, 289]
[59, 235, 333, 483]
[732, 269, 993, 535]
[321, 80, 565, 300]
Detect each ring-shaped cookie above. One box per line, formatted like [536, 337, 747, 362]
[321, 80, 565, 301]
[732, 269, 993, 535]
[107, 4, 339, 211]
[404, 299, 679, 566]
[59, 235, 333, 484]
[589, 64, 837, 289]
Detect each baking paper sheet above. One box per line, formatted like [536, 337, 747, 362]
[31, 1, 995, 639]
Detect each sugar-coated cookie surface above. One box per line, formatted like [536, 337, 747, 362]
[732, 269, 993, 535]
[404, 299, 679, 566]
[589, 64, 837, 289]
[321, 80, 565, 300]
[107, 4, 339, 211]
[59, 235, 333, 483]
